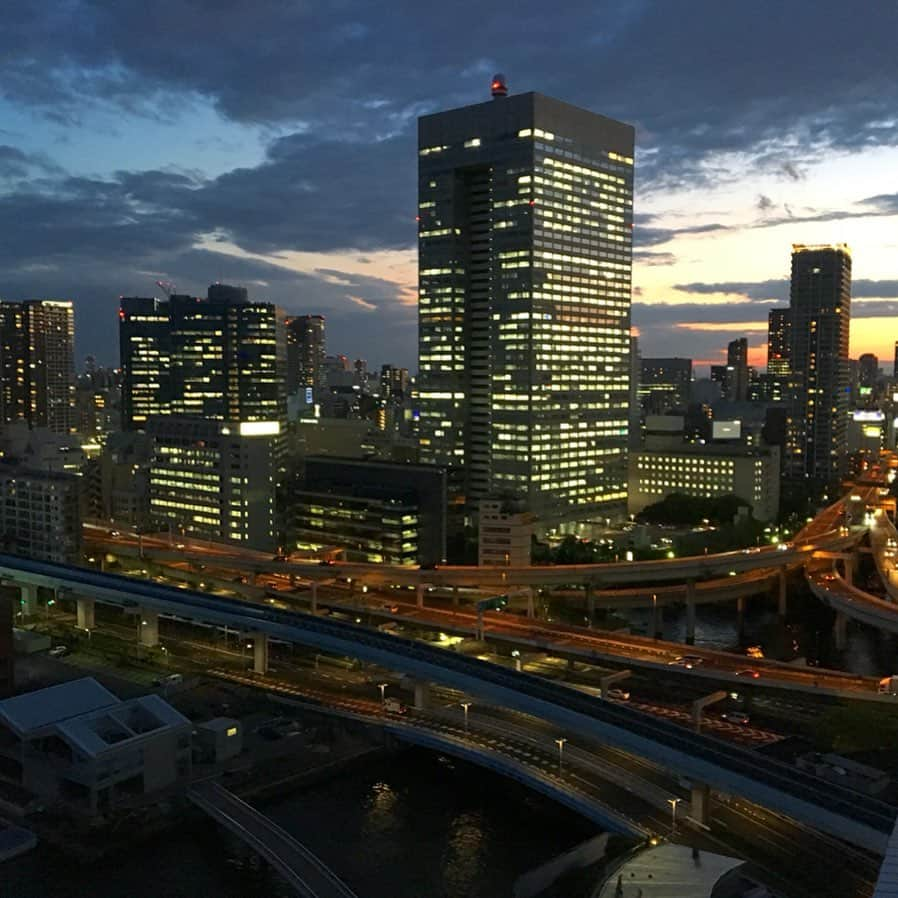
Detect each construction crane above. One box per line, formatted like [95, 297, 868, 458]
[155, 280, 176, 297]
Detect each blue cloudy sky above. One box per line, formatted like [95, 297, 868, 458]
[1, 0, 897, 372]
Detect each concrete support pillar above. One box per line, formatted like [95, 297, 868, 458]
[416, 584, 425, 609]
[843, 555, 856, 586]
[252, 633, 269, 674]
[690, 782, 712, 826]
[585, 584, 595, 628]
[736, 596, 746, 639]
[524, 587, 535, 619]
[651, 597, 662, 640]
[777, 568, 788, 618]
[685, 581, 696, 645]
[452, 587, 460, 607]
[834, 612, 848, 652]
[413, 680, 430, 710]
[19, 583, 38, 618]
[138, 610, 159, 647]
[310, 581, 318, 614]
[76, 597, 95, 631]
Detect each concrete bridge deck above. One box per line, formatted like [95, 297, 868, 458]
[188, 780, 358, 898]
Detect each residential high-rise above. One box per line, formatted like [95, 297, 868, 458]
[0, 300, 75, 434]
[416, 83, 635, 528]
[893, 341, 898, 379]
[767, 308, 791, 377]
[120, 286, 287, 429]
[286, 315, 326, 400]
[787, 244, 852, 493]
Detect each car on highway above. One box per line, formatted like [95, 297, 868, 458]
[736, 669, 761, 679]
[381, 603, 400, 613]
[318, 559, 336, 566]
[606, 687, 630, 701]
[48, 645, 68, 658]
[741, 547, 762, 554]
[721, 711, 750, 725]
[107, 529, 121, 537]
[668, 655, 703, 669]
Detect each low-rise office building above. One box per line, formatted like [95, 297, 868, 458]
[291, 457, 446, 566]
[0, 678, 192, 814]
[147, 416, 277, 551]
[628, 443, 781, 521]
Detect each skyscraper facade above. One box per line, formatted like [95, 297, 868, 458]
[286, 315, 326, 400]
[0, 300, 75, 434]
[416, 87, 634, 528]
[120, 287, 287, 429]
[858, 353, 879, 390]
[787, 244, 852, 492]
[638, 358, 692, 414]
[120, 296, 172, 429]
[725, 337, 749, 402]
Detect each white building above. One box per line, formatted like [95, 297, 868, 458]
[628, 444, 781, 522]
[0, 678, 191, 814]
[478, 500, 534, 567]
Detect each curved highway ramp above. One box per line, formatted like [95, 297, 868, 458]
[188, 780, 358, 898]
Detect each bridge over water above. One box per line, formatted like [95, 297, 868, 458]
[188, 780, 358, 898]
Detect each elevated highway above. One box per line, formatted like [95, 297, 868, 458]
[1, 554, 894, 852]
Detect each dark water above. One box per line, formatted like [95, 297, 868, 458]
[1, 751, 595, 898]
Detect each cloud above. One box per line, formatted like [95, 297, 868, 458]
[673, 279, 898, 302]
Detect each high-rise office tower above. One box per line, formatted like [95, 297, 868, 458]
[416, 81, 634, 527]
[787, 244, 852, 492]
[286, 315, 326, 400]
[120, 286, 287, 429]
[0, 300, 75, 434]
[858, 353, 879, 390]
[725, 337, 749, 402]
[120, 297, 172, 429]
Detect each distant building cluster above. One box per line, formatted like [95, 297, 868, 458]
[0, 79, 895, 578]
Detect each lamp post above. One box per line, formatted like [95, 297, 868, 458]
[555, 737, 567, 771]
[377, 682, 388, 710]
[651, 593, 658, 640]
[667, 797, 681, 832]
[511, 649, 521, 672]
[461, 701, 471, 733]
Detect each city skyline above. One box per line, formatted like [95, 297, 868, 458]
[0, 2, 896, 371]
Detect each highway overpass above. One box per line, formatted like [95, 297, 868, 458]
[1, 554, 894, 852]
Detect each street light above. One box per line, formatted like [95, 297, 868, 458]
[461, 701, 471, 732]
[555, 737, 567, 770]
[511, 649, 521, 672]
[377, 682, 388, 709]
[667, 797, 681, 832]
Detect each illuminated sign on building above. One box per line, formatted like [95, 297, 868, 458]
[238, 421, 280, 437]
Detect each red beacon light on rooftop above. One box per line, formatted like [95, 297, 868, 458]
[491, 73, 508, 98]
